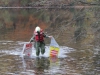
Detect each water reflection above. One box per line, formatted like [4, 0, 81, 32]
[21, 55, 62, 75]
[22, 56, 50, 74]
[66, 47, 100, 75]
[0, 40, 100, 75]
[48, 56, 60, 74]
[34, 57, 50, 70]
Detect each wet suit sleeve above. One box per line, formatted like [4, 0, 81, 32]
[30, 35, 35, 43]
[43, 33, 49, 38]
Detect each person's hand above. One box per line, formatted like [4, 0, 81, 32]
[30, 39, 33, 43]
[49, 36, 52, 38]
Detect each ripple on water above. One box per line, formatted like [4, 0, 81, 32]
[1, 41, 100, 75]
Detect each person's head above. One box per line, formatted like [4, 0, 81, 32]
[35, 26, 40, 33]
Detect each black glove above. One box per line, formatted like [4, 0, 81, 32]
[30, 39, 33, 43]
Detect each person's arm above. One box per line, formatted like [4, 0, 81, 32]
[30, 35, 35, 43]
[43, 33, 52, 38]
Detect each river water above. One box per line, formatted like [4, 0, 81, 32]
[0, 40, 100, 75]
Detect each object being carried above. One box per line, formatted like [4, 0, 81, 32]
[22, 42, 32, 56]
[49, 37, 60, 57]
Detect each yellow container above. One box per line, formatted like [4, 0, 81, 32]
[49, 46, 59, 57]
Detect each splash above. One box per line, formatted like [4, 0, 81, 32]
[30, 46, 72, 58]
[0, 41, 75, 58]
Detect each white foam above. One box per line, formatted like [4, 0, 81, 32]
[0, 41, 75, 58]
[31, 46, 74, 58]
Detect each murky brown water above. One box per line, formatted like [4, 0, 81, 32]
[0, 40, 100, 75]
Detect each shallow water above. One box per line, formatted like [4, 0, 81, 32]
[0, 40, 100, 75]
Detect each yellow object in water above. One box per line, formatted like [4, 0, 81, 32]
[49, 46, 59, 57]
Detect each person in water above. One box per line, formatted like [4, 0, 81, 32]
[30, 26, 52, 56]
